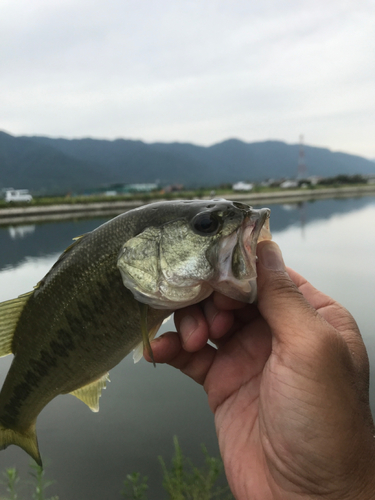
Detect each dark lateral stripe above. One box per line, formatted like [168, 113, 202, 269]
[1, 330, 76, 426]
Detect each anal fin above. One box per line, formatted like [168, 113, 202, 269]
[70, 373, 110, 412]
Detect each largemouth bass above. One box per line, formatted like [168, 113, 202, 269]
[0, 199, 271, 465]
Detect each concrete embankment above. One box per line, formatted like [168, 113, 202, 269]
[0, 185, 375, 225]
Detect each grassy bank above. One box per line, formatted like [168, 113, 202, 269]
[0, 184, 374, 225]
[1, 182, 374, 210]
[0, 188, 229, 209]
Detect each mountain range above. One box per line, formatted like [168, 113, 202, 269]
[0, 130, 374, 194]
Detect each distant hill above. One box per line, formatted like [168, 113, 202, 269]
[0, 131, 108, 194]
[0, 131, 374, 194]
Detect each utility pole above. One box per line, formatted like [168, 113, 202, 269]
[297, 134, 307, 179]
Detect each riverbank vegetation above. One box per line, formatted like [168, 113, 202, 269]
[0, 437, 233, 499]
[1, 463, 58, 500]
[0, 174, 373, 209]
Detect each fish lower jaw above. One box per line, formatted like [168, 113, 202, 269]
[212, 275, 257, 303]
[130, 282, 213, 310]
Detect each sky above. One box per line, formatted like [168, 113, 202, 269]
[1, 0, 374, 158]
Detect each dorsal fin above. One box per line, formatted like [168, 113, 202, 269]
[70, 373, 110, 412]
[0, 291, 33, 357]
[63, 233, 87, 254]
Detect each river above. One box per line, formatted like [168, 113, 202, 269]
[0, 195, 375, 499]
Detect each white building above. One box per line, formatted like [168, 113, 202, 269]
[4, 188, 33, 202]
[232, 181, 253, 191]
[280, 180, 298, 189]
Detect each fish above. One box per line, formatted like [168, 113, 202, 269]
[0, 199, 271, 465]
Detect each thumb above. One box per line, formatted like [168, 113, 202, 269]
[256, 240, 321, 345]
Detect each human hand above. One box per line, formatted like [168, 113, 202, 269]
[148, 240, 375, 500]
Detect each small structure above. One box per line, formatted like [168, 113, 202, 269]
[307, 176, 321, 186]
[125, 183, 158, 193]
[4, 188, 33, 202]
[163, 184, 184, 193]
[232, 181, 253, 191]
[280, 180, 298, 189]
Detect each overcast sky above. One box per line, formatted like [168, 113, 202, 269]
[1, 0, 374, 158]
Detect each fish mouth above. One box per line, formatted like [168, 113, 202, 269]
[212, 208, 271, 303]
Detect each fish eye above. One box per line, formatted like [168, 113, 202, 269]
[191, 212, 221, 236]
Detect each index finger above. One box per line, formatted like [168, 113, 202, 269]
[174, 304, 209, 352]
[287, 267, 357, 329]
[287, 267, 365, 357]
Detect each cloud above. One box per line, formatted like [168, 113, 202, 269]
[0, 0, 374, 156]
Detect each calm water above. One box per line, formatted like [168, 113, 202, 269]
[0, 196, 375, 499]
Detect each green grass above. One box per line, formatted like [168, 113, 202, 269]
[1, 438, 233, 499]
[0, 467, 19, 500]
[0, 464, 58, 500]
[121, 436, 233, 500]
[159, 436, 233, 500]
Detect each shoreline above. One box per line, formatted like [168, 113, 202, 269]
[0, 185, 375, 225]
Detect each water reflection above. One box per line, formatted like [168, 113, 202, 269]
[263, 195, 375, 233]
[280, 202, 307, 237]
[1, 197, 374, 271]
[0, 196, 375, 500]
[0, 218, 109, 271]
[0, 255, 58, 302]
[8, 224, 36, 239]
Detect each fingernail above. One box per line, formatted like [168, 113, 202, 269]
[258, 242, 285, 271]
[180, 315, 198, 344]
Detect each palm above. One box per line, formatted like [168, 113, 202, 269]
[203, 315, 285, 500]
[202, 282, 372, 499]
[208, 325, 270, 498]
[151, 264, 375, 500]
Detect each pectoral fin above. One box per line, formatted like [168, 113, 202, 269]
[132, 312, 171, 364]
[138, 302, 156, 367]
[0, 291, 33, 357]
[70, 373, 110, 412]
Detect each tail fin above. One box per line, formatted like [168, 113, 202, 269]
[0, 422, 42, 466]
